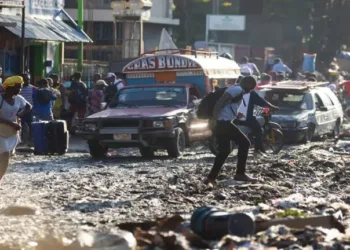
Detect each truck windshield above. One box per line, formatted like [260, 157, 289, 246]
[265, 91, 313, 110]
[111, 87, 187, 108]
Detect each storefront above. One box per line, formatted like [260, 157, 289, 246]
[0, 0, 92, 83]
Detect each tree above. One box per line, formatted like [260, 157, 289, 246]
[173, 0, 239, 47]
[173, 0, 350, 69]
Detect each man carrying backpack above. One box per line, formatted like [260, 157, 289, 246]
[104, 72, 124, 104]
[204, 76, 258, 186]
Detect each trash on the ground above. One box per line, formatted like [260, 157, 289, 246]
[77, 230, 137, 250]
[272, 193, 304, 208]
[0, 205, 38, 216]
[256, 211, 345, 233]
[190, 207, 255, 240]
[275, 208, 307, 218]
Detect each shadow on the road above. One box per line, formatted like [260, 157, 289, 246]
[9, 150, 217, 174]
[64, 200, 132, 213]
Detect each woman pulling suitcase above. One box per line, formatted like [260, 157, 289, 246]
[0, 76, 32, 181]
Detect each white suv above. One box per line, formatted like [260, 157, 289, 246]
[258, 86, 343, 143]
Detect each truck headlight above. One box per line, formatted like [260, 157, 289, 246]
[153, 121, 165, 128]
[297, 117, 308, 128]
[85, 123, 97, 131]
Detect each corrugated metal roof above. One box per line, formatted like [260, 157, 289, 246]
[0, 14, 92, 43]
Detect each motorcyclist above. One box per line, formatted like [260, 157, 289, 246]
[272, 58, 292, 75]
[240, 57, 260, 77]
[237, 83, 279, 154]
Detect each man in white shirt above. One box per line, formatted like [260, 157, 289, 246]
[240, 57, 260, 76]
[205, 76, 258, 186]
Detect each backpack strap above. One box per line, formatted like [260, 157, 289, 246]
[229, 90, 245, 119]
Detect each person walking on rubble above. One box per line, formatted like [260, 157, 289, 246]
[204, 76, 258, 187]
[0, 76, 32, 181]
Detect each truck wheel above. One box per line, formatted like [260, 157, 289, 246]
[167, 128, 186, 158]
[332, 119, 341, 138]
[88, 140, 108, 158]
[139, 147, 155, 158]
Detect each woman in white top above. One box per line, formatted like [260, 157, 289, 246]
[0, 76, 32, 182]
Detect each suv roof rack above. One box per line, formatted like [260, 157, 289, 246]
[261, 81, 328, 90]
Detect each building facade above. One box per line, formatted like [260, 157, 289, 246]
[0, 0, 91, 82]
[64, 0, 179, 62]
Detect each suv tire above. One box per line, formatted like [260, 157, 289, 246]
[302, 124, 315, 143]
[88, 140, 108, 158]
[332, 119, 341, 138]
[167, 128, 186, 158]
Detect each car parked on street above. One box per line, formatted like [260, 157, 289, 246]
[77, 84, 212, 158]
[259, 81, 344, 143]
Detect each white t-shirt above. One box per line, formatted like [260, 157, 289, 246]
[237, 93, 250, 121]
[218, 86, 243, 121]
[0, 95, 28, 154]
[0, 95, 27, 122]
[240, 65, 253, 75]
[113, 79, 124, 91]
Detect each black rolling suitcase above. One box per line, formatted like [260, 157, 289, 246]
[47, 120, 69, 155]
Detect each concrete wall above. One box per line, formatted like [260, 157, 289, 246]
[65, 0, 179, 25]
[144, 24, 164, 52]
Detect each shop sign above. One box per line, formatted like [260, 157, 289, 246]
[28, 0, 64, 16]
[31, 0, 56, 10]
[124, 55, 200, 72]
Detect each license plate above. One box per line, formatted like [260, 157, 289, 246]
[113, 134, 131, 141]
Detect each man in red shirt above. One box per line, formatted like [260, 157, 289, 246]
[255, 74, 272, 90]
[341, 80, 350, 97]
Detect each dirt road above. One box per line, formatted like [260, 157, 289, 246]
[0, 137, 349, 249]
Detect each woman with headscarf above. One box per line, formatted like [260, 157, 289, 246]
[0, 76, 32, 181]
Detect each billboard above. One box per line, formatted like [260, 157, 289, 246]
[28, 0, 64, 17]
[207, 15, 245, 31]
[0, 0, 64, 17]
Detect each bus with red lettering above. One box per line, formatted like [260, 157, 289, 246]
[78, 49, 241, 158]
[122, 49, 241, 93]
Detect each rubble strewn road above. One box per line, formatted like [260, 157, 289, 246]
[0, 136, 350, 249]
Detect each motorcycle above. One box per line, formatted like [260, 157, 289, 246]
[209, 107, 284, 156]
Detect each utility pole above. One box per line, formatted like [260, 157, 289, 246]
[211, 0, 220, 42]
[77, 0, 84, 72]
[21, 5, 25, 73]
[212, 0, 220, 14]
